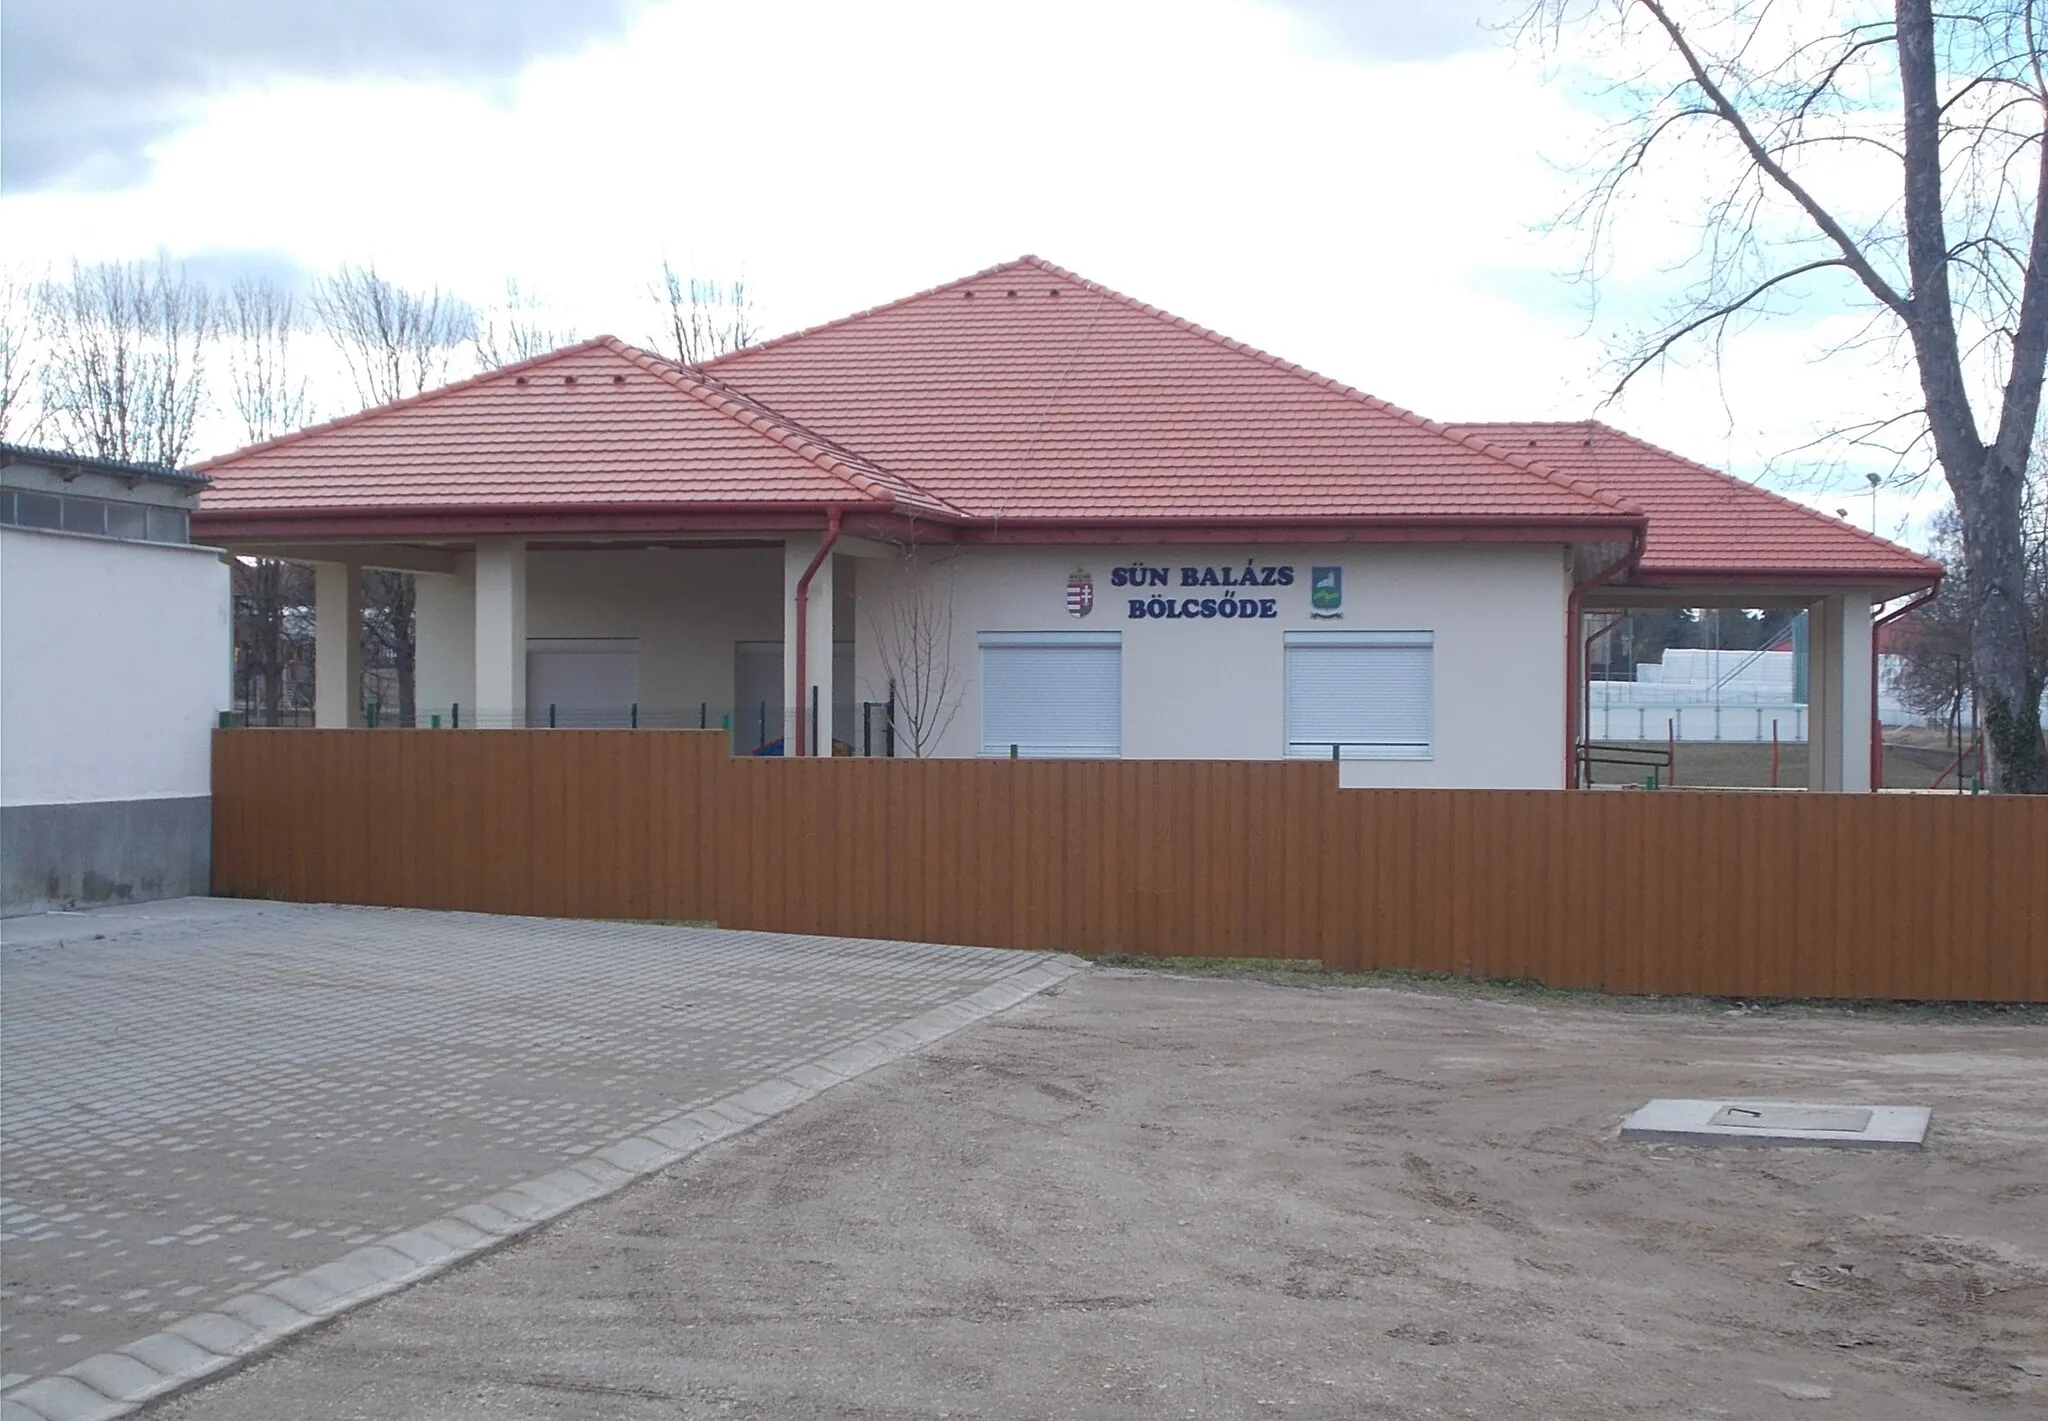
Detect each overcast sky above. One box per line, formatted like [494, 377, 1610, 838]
[0, 0, 1938, 543]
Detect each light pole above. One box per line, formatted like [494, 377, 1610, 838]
[1867, 472, 1881, 534]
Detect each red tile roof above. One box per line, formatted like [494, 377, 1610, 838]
[705, 257, 1636, 525]
[196, 338, 959, 518]
[1449, 422, 1942, 588]
[191, 255, 1938, 589]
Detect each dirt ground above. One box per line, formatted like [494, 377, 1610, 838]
[160, 967, 2046, 1421]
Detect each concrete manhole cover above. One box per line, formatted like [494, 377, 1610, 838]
[1709, 1104, 1873, 1132]
[1620, 1099, 1929, 1149]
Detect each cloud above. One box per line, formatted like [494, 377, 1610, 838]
[1265, 0, 1512, 61]
[0, 0, 642, 191]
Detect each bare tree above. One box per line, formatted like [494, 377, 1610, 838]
[35, 259, 216, 467]
[648, 259, 758, 365]
[1520, 0, 2048, 791]
[221, 276, 317, 726]
[313, 263, 476, 408]
[868, 561, 964, 757]
[0, 265, 35, 443]
[473, 278, 578, 371]
[222, 277, 313, 444]
[312, 265, 477, 726]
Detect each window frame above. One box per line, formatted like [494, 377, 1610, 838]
[1282, 629, 1435, 761]
[977, 630, 1123, 759]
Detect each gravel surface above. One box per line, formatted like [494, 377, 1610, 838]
[158, 967, 2048, 1420]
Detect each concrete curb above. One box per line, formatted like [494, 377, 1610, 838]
[1, 953, 1084, 1421]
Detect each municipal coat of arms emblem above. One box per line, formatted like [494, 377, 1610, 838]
[1065, 568, 1095, 618]
[1310, 565, 1343, 618]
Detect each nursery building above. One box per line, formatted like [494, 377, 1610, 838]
[191, 257, 1940, 790]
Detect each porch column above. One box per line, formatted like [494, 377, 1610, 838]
[783, 537, 835, 754]
[312, 561, 363, 728]
[414, 552, 476, 724]
[1808, 594, 1873, 792]
[475, 538, 528, 726]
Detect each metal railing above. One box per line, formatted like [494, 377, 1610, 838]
[1577, 741, 1674, 789]
[220, 699, 906, 757]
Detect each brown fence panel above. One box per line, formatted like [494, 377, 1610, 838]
[212, 730, 2048, 1002]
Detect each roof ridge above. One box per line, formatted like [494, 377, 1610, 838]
[1502, 420, 1941, 573]
[703, 256, 1043, 369]
[1006, 258, 1642, 518]
[192, 337, 616, 472]
[607, 340, 964, 517]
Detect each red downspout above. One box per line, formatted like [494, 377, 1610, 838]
[1564, 528, 1645, 788]
[791, 508, 843, 757]
[1869, 586, 1939, 790]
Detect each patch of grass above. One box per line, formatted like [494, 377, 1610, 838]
[1094, 953, 2048, 1023]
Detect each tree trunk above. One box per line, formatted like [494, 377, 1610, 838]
[1955, 453, 2048, 791]
[1896, 0, 2047, 791]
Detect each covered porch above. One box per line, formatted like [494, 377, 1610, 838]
[239, 530, 897, 755]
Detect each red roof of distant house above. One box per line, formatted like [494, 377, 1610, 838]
[191, 255, 1941, 591]
[1450, 421, 1942, 589]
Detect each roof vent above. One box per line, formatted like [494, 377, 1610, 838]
[1049, 288, 1061, 297]
[564, 375, 578, 386]
[515, 375, 529, 386]
[1006, 288, 1017, 297]
[963, 290, 976, 299]
[612, 374, 625, 385]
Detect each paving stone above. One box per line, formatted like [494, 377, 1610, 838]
[725, 1079, 809, 1119]
[60, 1353, 160, 1404]
[216, 1292, 310, 1336]
[117, 1329, 223, 1380]
[0, 901, 1062, 1386]
[594, 1137, 675, 1174]
[2, 1376, 121, 1421]
[162, 1314, 257, 1359]
[252, 1276, 339, 1320]
[377, 1230, 459, 1270]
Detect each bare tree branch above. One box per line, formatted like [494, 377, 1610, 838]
[648, 260, 758, 365]
[0, 265, 36, 443]
[867, 559, 964, 758]
[1523, 0, 2048, 789]
[222, 277, 312, 445]
[313, 264, 475, 409]
[35, 258, 216, 467]
[474, 277, 578, 371]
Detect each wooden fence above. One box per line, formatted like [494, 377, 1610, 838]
[212, 730, 2048, 1002]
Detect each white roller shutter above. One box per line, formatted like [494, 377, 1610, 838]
[979, 632, 1121, 757]
[1284, 631, 1433, 759]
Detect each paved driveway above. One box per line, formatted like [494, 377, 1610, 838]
[0, 900, 1071, 1410]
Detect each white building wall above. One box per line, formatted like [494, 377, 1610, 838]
[2, 525, 228, 912]
[1, 527, 228, 805]
[855, 543, 1572, 788]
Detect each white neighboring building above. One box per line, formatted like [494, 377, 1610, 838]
[1, 445, 228, 914]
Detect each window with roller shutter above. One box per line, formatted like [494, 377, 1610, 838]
[1284, 630, 1433, 759]
[978, 631, 1121, 757]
